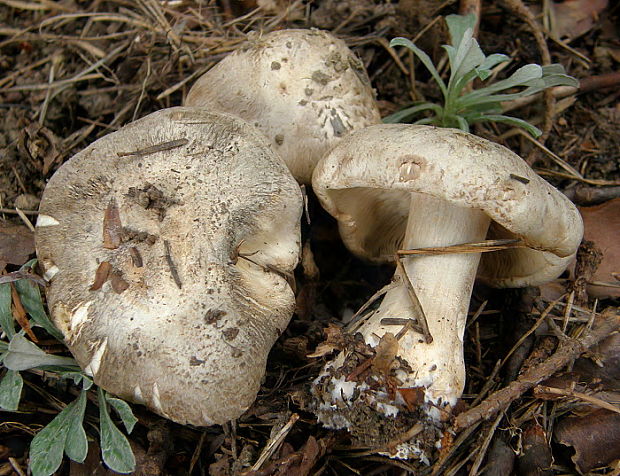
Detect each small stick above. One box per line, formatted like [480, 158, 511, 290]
[454, 310, 620, 431]
[249, 413, 299, 472]
[563, 185, 620, 206]
[520, 132, 583, 179]
[498, 295, 565, 372]
[468, 412, 504, 476]
[15, 208, 35, 232]
[384, 422, 424, 454]
[533, 385, 620, 415]
[395, 238, 525, 257]
[0, 208, 39, 215]
[117, 138, 188, 157]
[188, 431, 207, 474]
[395, 258, 432, 344]
[163, 240, 182, 289]
[380, 318, 424, 339]
[8, 457, 27, 476]
[346, 280, 400, 332]
[459, 0, 481, 36]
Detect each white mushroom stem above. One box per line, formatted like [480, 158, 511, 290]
[356, 193, 491, 409]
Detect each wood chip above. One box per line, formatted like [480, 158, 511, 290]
[103, 198, 122, 249]
[89, 261, 111, 291]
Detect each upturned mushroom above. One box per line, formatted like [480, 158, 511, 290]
[311, 124, 583, 455]
[185, 29, 381, 184]
[35, 107, 303, 426]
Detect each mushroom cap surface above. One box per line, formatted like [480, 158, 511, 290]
[312, 124, 583, 287]
[35, 107, 302, 426]
[185, 28, 381, 184]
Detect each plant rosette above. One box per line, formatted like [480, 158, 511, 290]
[384, 14, 579, 137]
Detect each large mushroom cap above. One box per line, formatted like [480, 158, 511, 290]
[35, 107, 303, 426]
[312, 124, 583, 287]
[185, 28, 381, 184]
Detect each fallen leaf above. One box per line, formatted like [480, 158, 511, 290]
[549, 0, 609, 41]
[307, 323, 346, 358]
[306, 343, 338, 358]
[579, 199, 620, 298]
[555, 409, 620, 473]
[20, 122, 61, 175]
[517, 422, 553, 476]
[0, 223, 35, 271]
[372, 332, 399, 374]
[398, 387, 425, 411]
[536, 333, 620, 410]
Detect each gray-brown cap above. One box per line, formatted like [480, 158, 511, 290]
[35, 107, 302, 426]
[185, 29, 381, 184]
[312, 124, 583, 287]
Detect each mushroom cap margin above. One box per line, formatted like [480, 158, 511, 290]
[311, 124, 583, 287]
[35, 107, 303, 425]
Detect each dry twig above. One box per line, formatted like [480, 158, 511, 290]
[454, 310, 620, 431]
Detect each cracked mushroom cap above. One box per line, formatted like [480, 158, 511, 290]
[35, 107, 303, 426]
[185, 28, 381, 184]
[312, 124, 583, 287]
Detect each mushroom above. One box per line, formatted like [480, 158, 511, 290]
[185, 29, 381, 184]
[35, 107, 303, 426]
[311, 124, 583, 452]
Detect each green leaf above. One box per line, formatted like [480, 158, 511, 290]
[29, 417, 69, 476]
[413, 117, 440, 126]
[29, 391, 88, 476]
[0, 283, 15, 339]
[463, 64, 543, 102]
[106, 397, 137, 434]
[454, 115, 470, 132]
[470, 114, 542, 137]
[13, 262, 64, 342]
[450, 30, 485, 82]
[0, 369, 23, 410]
[387, 14, 578, 136]
[64, 391, 88, 463]
[542, 64, 568, 75]
[446, 13, 477, 50]
[541, 73, 580, 89]
[98, 387, 135, 474]
[390, 37, 448, 97]
[382, 103, 443, 123]
[4, 334, 78, 371]
[475, 53, 510, 80]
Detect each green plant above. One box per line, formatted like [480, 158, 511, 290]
[385, 13, 579, 137]
[0, 260, 136, 476]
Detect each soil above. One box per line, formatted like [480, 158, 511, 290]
[1, 1, 619, 475]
